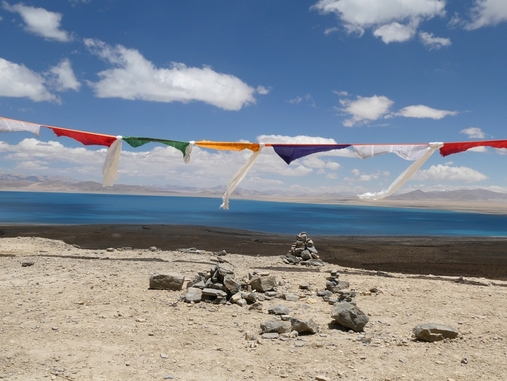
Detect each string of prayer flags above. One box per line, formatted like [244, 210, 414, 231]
[2, 115, 507, 208]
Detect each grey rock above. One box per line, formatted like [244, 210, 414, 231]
[326, 280, 350, 293]
[192, 280, 206, 289]
[284, 293, 299, 302]
[299, 282, 311, 290]
[244, 292, 258, 304]
[149, 273, 188, 291]
[21, 261, 34, 267]
[290, 316, 319, 334]
[224, 276, 241, 294]
[202, 288, 227, 298]
[229, 292, 242, 304]
[213, 262, 235, 282]
[260, 321, 291, 334]
[268, 305, 290, 315]
[247, 302, 263, 311]
[413, 323, 459, 342]
[301, 259, 324, 266]
[318, 290, 334, 301]
[184, 287, 202, 303]
[261, 333, 279, 339]
[250, 275, 277, 292]
[331, 302, 369, 332]
[236, 299, 247, 307]
[300, 250, 312, 260]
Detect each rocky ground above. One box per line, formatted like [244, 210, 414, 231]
[1, 236, 507, 381]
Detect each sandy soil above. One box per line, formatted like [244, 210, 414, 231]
[2, 235, 507, 381]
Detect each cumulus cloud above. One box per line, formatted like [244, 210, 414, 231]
[47, 59, 80, 91]
[312, 0, 445, 44]
[414, 164, 487, 182]
[256, 86, 270, 95]
[0, 138, 319, 190]
[340, 95, 394, 126]
[373, 19, 419, 43]
[2, 2, 72, 42]
[466, 0, 507, 30]
[460, 127, 485, 139]
[0, 57, 57, 102]
[395, 104, 458, 119]
[419, 31, 451, 49]
[84, 39, 261, 111]
[347, 168, 380, 182]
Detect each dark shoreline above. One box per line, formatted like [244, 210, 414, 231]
[2, 224, 507, 280]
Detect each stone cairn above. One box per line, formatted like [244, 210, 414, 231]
[317, 270, 370, 332]
[156, 260, 281, 306]
[282, 231, 324, 266]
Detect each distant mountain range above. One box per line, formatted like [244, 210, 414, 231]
[387, 188, 507, 201]
[1, 172, 507, 201]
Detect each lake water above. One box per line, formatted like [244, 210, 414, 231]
[1, 191, 506, 236]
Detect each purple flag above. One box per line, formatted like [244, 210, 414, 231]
[271, 144, 351, 164]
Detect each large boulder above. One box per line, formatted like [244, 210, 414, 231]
[250, 275, 277, 292]
[149, 273, 188, 291]
[260, 321, 291, 334]
[291, 316, 319, 334]
[331, 302, 369, 332]
[413, 323, 459, 342]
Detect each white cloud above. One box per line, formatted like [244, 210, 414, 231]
[84, 39, 261, 111]
[347, 168, 380, 182]
[373, 19, 419, 43]
[460, 127, 485, 139]
[312, 0, 445, 43]
[467, 146, 488, 153]
[48, 59, 80, 91]
[324, 27, 339, 34]
[256, 86, 270, 95]
[340, 95, 394, 126]
[419, 31, 451, 49]
[415, 164, 488, 182]
[0, 57, 57, 102]
[287, 94, 315, 106]
[466, 0, 507, 30]
[2, 2, 72, 42]
[395, 104, 457, 119]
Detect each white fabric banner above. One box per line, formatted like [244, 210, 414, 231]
[102, 137, 122, 187]
[184, 141, 195, 163]
[0, 117, 40, 136]
[354, 144, 430, 161]
[220, 144, 265, 210]
[358, 142, 444, 200]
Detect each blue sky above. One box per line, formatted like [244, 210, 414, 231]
[1, 0, 507, 196]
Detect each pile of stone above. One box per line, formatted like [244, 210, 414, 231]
[178, 261, 279, 306]
[317, 270, 369, 332]
[282, 232, 324, 266]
